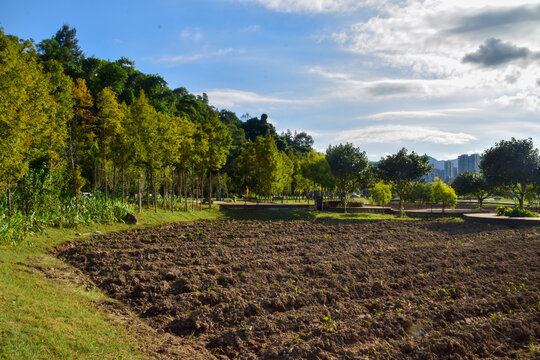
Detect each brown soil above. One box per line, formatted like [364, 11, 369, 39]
[55, 220, 540, 359]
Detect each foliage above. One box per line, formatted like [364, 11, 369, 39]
[406, 182, 433, 205]
[369, 182, 392, 206]
[480, 138, 540, 209]
[452, 171, 491, 208]
[326, 143, 369, 212]
[496, 206, 538, 217]
[376, 148, 432, 216]
[431, 179, 457, 211]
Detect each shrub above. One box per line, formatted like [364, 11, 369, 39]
[369, 182, 392, 206]
[496, 206, 538, 217]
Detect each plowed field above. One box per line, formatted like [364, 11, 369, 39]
[55, 220, 540, 359]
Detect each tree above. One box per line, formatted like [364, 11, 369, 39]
[326, 143, 369, 212]
[37, 59, 74, 172]
[452, 171, 491, 208]
[237, 134, 291, 199]
[300, 151, 335, 196]
[96, 87, 124, 201]
[242, 114, 276, 142]
[480, 138, 540, 209]
[376, 148, 432, 216]
[412, 182, 433, 205]
[369, 181, 392, 206]
[126, 90, 162, 211]
[37, 24, 83, 77]
[0, 30, 51, 211]
[431, 179, 457, 214]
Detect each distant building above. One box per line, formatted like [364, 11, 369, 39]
[458, 154, 480, 174]
[424, 168, 444, 183]
[444, 160, 457, 182]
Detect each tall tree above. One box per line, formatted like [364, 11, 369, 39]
[376, 148, 432, 216]
[126, 90, 163, 211]
[37, 24, 83, 77]
[325, 143, 369, 212]
[37, 59, 74, 172]
[452, 171, 491, 208]
[480, 138, 540, 209]
[0, 30, 51, 211]
[96, 87, 124, 200]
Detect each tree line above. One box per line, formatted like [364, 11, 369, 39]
[1, 25, 539, 241]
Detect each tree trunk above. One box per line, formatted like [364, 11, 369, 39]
[191, 174, 195, 211]
[184, 171, 188, 212]
[199, 176, 203, 211]
[112, 165, 117, 198]
[121, 167, 125, 206]
[163, 169, 167, 211]
[152, 171, 157, 213]
[171, 168, 174, 214]
[209, 172, 213, 209]
[146, 171, 150, 209]
[7, 181, 12, 216]
[138, 175, 142, 214]
[104, 157, 108, 202]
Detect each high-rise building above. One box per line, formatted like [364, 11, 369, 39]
[458, 154, 480, 174]
[444, 160, 457, 182]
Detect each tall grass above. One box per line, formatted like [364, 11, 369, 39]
[0, 195, 133, 245]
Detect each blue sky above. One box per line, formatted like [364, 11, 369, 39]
[2, 0, 539, 160]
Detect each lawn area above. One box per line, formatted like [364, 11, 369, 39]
[0, 206, 428, 359]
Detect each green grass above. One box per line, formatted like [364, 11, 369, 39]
[0, 206, 223, 360]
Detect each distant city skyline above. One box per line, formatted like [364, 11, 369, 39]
[1, 0, 539, 160]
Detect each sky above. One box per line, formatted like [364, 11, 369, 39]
[1, 0, 539, 160]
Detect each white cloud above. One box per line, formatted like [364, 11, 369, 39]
[490, 92, 540, 111]
[233, 0, 379, 13]
[206, 89, 302, 107]
[337, 125, 477, 145]
[150, 48, 233, 63]
[180, 30, 203, 41]
[364, 108, 478, 120]
[240, 25, 261, 32]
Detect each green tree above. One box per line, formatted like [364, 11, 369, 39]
[452, 171, 491, 208]
[96, 87, 124, 201]
[237, 134, 291, 199]
[376, 148, 432, 216]
[326, 143, 369, 212]
[369, 181, 392, 206]
[431, 179, 457, 214]
[0, 30, 51, 211]
[406, 182, 433, 205]
[37, 24, 84, 77]
[300, 151, 335, 193]
[37, 59, 74, 172]
[126, 91, 162, 211]
[480, 138, 540, 209]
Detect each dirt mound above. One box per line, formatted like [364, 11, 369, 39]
[55, 220, 540, 359]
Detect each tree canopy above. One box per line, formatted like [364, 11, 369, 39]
[480, 138, 540, 208]
[326, 143, 369, 212]
[376, 148, 432, 215]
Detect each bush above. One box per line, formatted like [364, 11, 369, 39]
[369, 182, 392, 206]
[496, 206, 538, 217]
